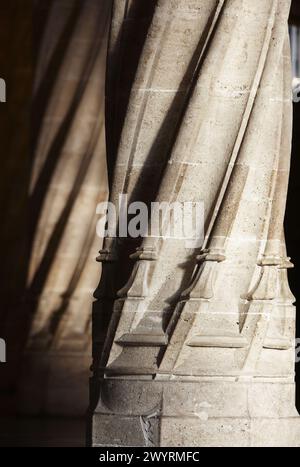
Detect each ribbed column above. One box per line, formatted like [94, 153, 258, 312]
[91, 0, 300, 447]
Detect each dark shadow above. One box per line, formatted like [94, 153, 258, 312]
[0, 0, 34, 414]
[290, 1, 300, 25]
[285, 100, 300, 413]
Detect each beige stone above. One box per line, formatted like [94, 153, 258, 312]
[91, 0, 300, 447]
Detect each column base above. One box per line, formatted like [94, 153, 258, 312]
[92, 379, 300, 447]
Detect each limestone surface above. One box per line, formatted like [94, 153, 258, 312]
[91, 0, 300, 447]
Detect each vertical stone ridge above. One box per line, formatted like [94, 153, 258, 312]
[95, 0, 228, 373]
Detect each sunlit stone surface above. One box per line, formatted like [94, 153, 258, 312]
[91, 0, 300, 447]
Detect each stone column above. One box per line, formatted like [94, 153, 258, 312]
[91, 0, 300, 446]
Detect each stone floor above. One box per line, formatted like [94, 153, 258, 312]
[0, 417, 86, 447]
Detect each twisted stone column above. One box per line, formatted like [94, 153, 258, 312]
[91, 0, 300, 446]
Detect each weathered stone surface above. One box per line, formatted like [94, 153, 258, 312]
[91, 0, 300, 447]
[92, 380, 300, 447]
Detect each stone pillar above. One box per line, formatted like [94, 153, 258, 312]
[91, 0, 300, 446]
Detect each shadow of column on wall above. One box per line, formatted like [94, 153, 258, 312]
[0, 0, 110, 419]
